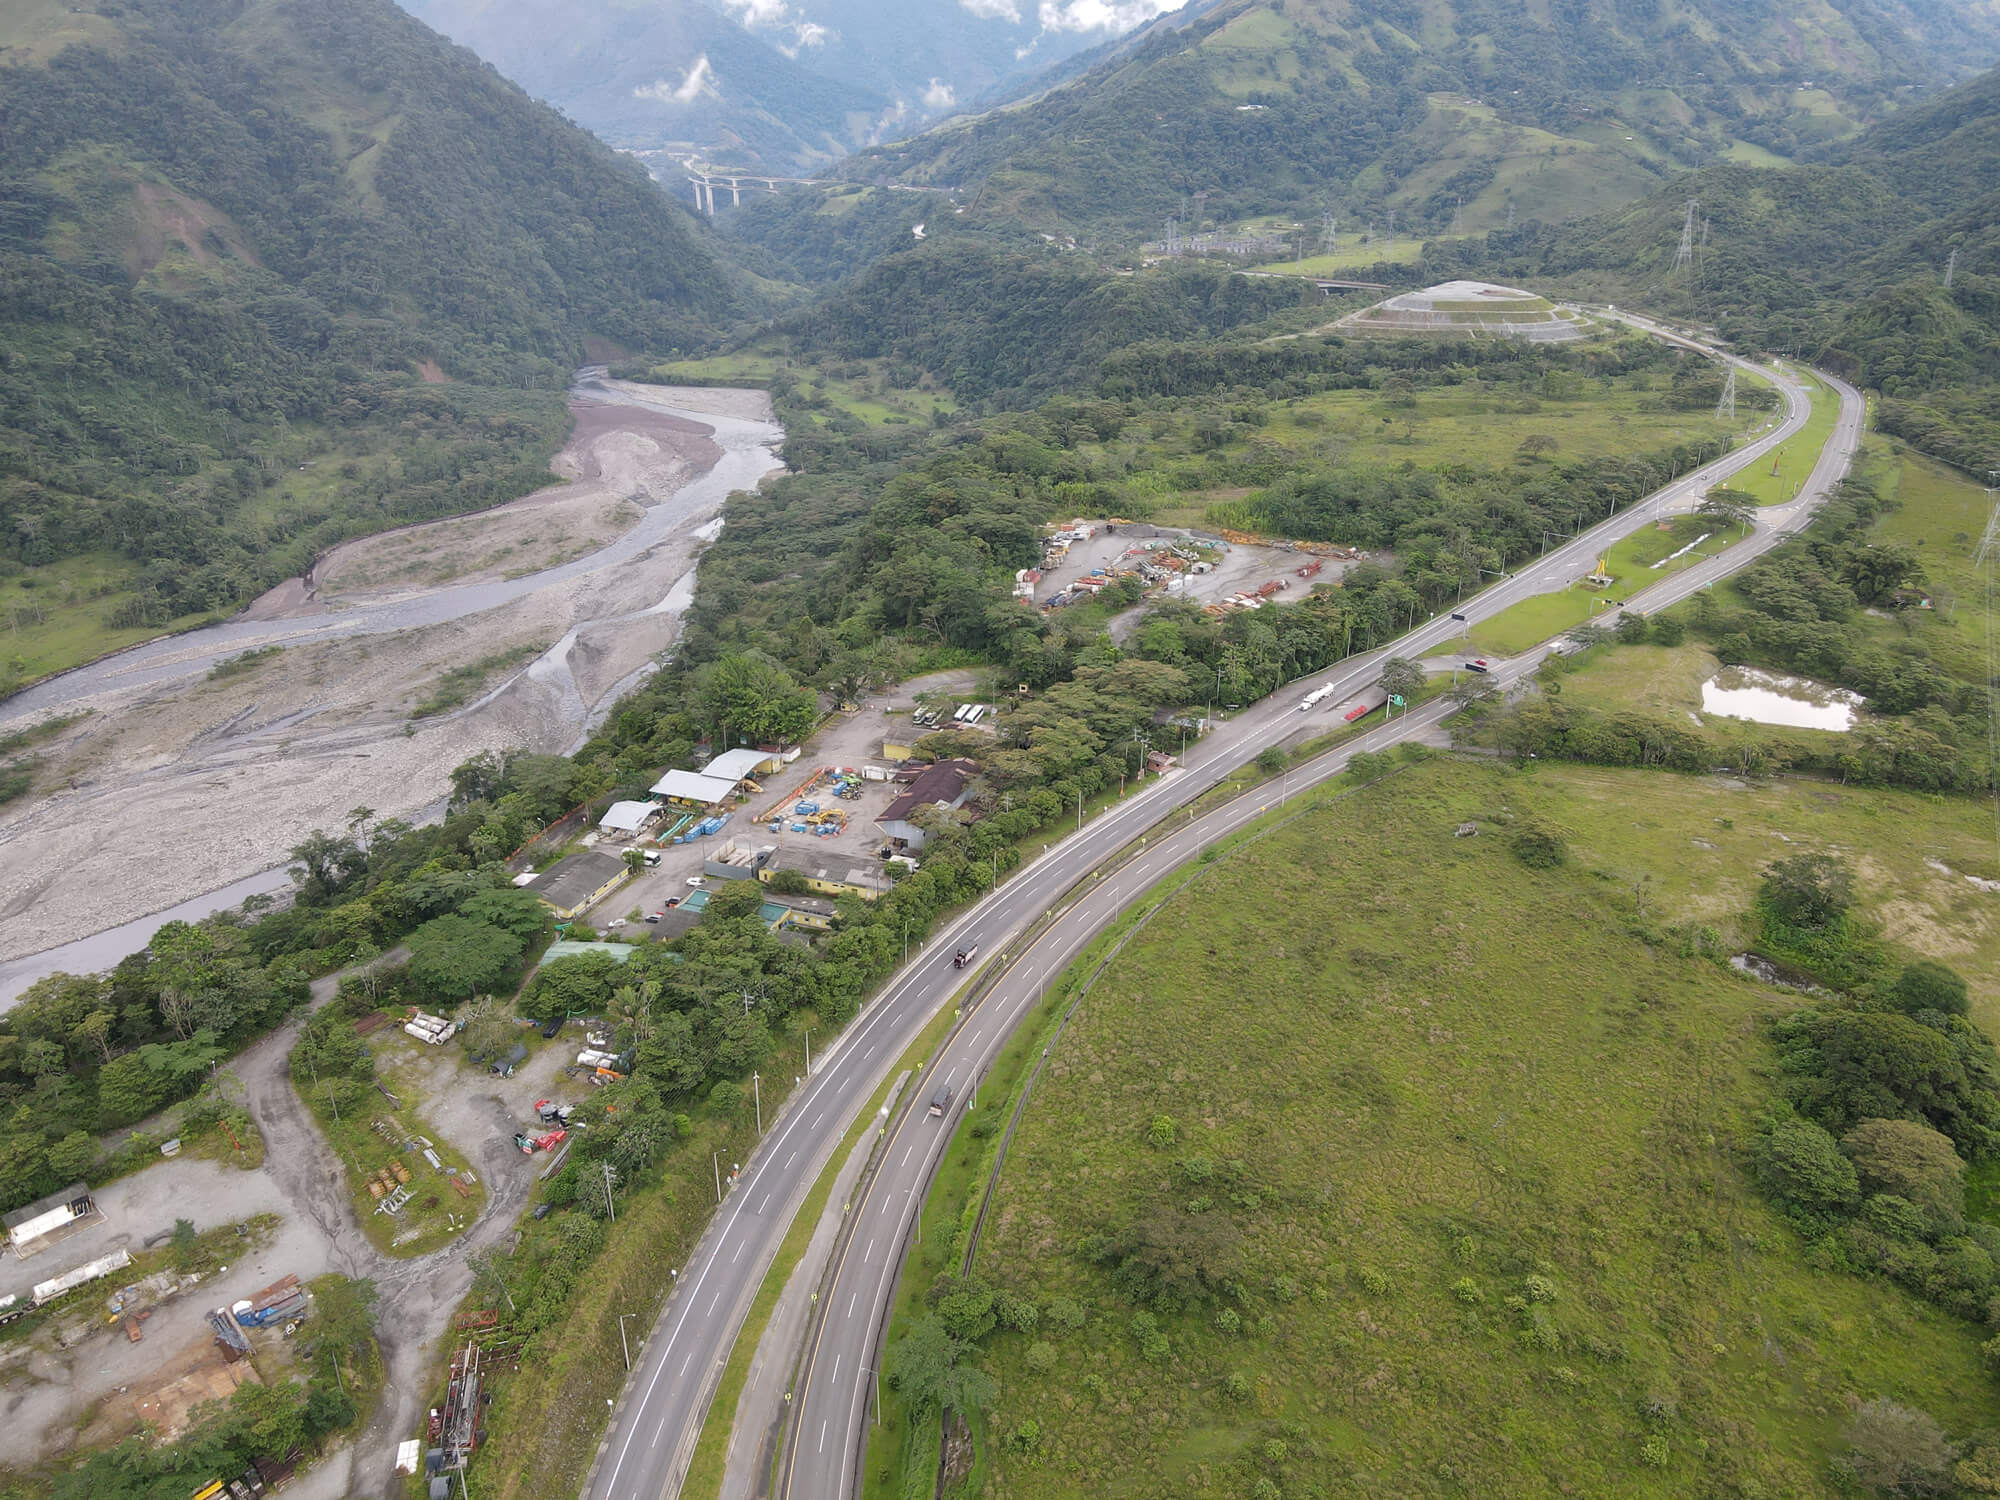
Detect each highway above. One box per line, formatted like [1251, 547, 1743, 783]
[588, 349, 1863, 1500]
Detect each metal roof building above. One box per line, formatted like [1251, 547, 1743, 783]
[527, 851, 629, 920]
[650, 769, 739, 808]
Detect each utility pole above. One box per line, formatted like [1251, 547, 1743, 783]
[602, 1162, 616, 1223]
[803, 1027, 812, 1077]
[618, 1312, 636, 1371]
[753, 1071, 761, 1133]
[713, 1151, 722, 1204]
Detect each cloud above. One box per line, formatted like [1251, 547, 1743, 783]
[633, 55, 717, 104]
[921, 78, 957, 110]
[1036, 0, 1177, 33]
[792, 20, 830, 47]
[960, 0, 1021, 20]
[718, 0, 789, 26]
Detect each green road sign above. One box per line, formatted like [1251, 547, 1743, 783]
[1389, 694, 1405, 706]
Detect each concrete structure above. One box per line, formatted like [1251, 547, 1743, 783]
[650, 769, 739, 810]
[528, 852, 629, 920]
[876, 758, 979, 850]
[598, 801, 661, 835]
[878, 737, 916, 763]
[3, 1184, 98, 1259]
[759, 849, 892, 902]
[1334, 280, 1593, 342]
[650, 909, 705, 942]
[763, 894, 837, 931]
[703, 838, 775, 882]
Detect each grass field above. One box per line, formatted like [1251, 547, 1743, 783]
[1854, 439, 1994, 686]
[1243, 240, 1428, 274]
[962, 757, 2000, 1498]
[1246, 377, 1750, 476]
[646, 345, 954, 428]
[1464, 515, 1743, 656]
[297, 1065, 485, 1259]
[1728, 370, 1837, 505]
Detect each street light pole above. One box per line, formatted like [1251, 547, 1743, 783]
[803, 1027, 813, 1077]
[753, 1071, 761, 1133]
[713, 1152, 722, 1204]
[618, 1312, 635, 1371]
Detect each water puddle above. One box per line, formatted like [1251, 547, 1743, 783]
[1700, 667, 1862, 731]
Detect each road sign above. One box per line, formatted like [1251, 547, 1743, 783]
[1389, 694, 1405, 706]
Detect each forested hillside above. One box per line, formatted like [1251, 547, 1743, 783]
[1448, 64, 2000, 474]
[0, 0, 739, 689]
[843, 0, 2000, 242]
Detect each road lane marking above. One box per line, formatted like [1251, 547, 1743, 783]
[732, 1240, 744, 1263]
[653, 1414, 666, 1448]
[758, 1194, 771, 1213]
[848, 1293, 857, 1318]
[901, 1144, 914, 1166]
[819, 1420, 827, 1453]
[681, 1350, 695, 1375]
[812, 1113, 823, 1129]
[865, 1237, 875, 1260]
[785, 1151, 796, 1168]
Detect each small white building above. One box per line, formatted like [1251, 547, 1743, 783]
[3, 1184, 99, 1259]
[598, 800, 662, 835]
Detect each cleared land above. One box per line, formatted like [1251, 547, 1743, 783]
[647, 344, 955, 428]
[1464, 514, 1743, 655]
[957, 757, 2000, 1498]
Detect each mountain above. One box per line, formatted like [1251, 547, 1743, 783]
[1452, 63, 2000, 470]
[393, 0, 1193, 176]
[395, 0, 892, 172]
[842, 0, 2000, 241]
[0, 0, 739, 689]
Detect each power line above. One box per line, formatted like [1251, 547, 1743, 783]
[1713, 366, 1736, 422]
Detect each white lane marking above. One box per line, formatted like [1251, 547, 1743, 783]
[848, 1293, 857, 1319]
[819, 1420, 827, 1453]
[833, 1355, 842, 1388]
[865, 1237, 875, 1261]
[758, 1193, 771, 1213]
[812, 1113, 823, 1129]
[785, 1151, 796, 1168]
[681, 1350, 696, 1375]
[901, 1144, 914, 1166]
[653, 1415, 666, 1448]
[732, 1240, 744, 1263]
[864, 1045, 876, 1059]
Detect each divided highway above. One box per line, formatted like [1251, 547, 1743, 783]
[589, 352, 1864, 1500]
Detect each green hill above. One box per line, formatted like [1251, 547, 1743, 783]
[0, 0, 740, 688]
[839, 0, 2000, 243]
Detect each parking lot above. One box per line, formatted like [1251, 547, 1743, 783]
[1031, 520, 1378, 640]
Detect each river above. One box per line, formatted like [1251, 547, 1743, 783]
[0, 376, 783, 1006]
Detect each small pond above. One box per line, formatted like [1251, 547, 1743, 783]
[1700, 666, 1863, 731]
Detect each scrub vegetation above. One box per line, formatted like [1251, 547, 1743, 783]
[954, 757, 2000, 1498]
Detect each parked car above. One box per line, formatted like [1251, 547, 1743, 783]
[686, 875, 706, 887]
[665, 896, 682, 908]
[531, 1203, 554, 1220]
[540, 1018, 563, 1039]
[645, 911, 664, 924]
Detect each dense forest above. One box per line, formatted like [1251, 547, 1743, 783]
[0, 0, 740, 669]
[840, 0, 2000, 240]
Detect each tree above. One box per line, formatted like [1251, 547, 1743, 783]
[1893, 961, 1969, 1018]
[1761, 853, 1854, 930]
[1753, 1116, 1859, 1226]
[890, 1313, 997, 1415]
[1842, 1118, 1966, 1231]
[524, 951, 624, 1023]
[1697, 489, 1754, 530]
[466, 1249, 519, 1314]
[1845, 1399, 1956, 1496]
[289, 830, 366, 905]
[404, 915, 525, 1004]
[1379, 656, 1423, 703]
[459, 886, 553, 941]
[459, 1003, 517, 1066]
[46, 1130, 96, 1183]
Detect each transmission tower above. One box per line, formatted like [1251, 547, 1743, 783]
[1714, 366, 1737, 422]
[1386, 208, 1396, 240]
[1946, 247, 1959, 290]
[1319, 213, 1337, 256]
[1450, 196, 1463, 235]
[1673, 198, 1698, 276]
[1164, 217, 1180, 255]
[1505, 202, 1515, 232]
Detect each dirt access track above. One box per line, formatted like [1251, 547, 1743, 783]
[0, 382, 781, 969]
[1, 960, 564, 1498]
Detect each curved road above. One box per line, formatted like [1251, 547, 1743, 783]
[588, 352, 1863, 1500]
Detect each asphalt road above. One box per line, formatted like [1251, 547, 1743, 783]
[588, 352, 1863, 1500]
